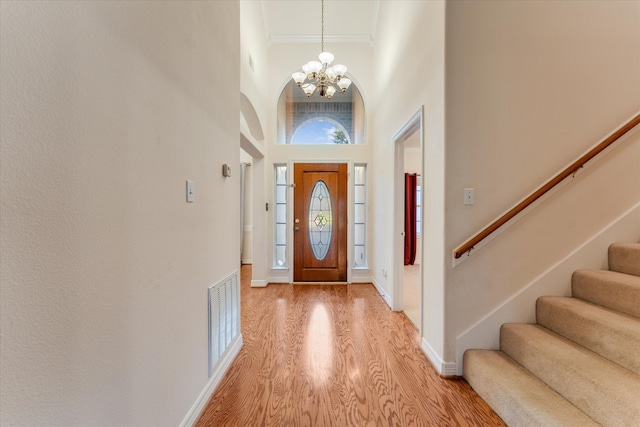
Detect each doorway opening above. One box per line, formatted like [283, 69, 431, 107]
[393, 107, 424, 332]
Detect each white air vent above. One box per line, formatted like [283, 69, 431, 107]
[208, 271, 239, 377]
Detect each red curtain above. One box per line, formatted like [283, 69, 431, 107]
[404, 173, 417, 266]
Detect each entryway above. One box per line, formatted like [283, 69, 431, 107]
[293, 163, 348, 282]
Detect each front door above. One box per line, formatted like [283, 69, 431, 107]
[293, 163, 348, 282]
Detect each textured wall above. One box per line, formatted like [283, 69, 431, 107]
[0, 1, 240, 426]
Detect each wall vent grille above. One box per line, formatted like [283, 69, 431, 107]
[208, 270, 239, 377]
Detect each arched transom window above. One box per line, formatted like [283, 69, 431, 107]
[276, 78, 365, 145]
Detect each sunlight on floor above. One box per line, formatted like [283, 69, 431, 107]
[403, 263, 421, 329]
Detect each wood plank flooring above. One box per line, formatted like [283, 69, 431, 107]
[196, 265, 505, 426]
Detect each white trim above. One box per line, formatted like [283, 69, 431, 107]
[261, 0, 271, 43]
[421, 337, 457, 377]
[180, 334, 243, 427]
[371, 278, 392, 309]
[268, 34, 372, 45]
[392, 108, 423, 142]
[250, 279, 267, 288]
[269, 268, 290, 284]
[392, 106, 424, 339]
[370, 0, 380, 44]
[350, 268, 372, 284]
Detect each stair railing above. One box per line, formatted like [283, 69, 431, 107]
[454, 113, 640, 259]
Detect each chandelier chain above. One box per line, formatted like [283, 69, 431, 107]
[291, 0, 351, 99]
[321, 0, 324, 52]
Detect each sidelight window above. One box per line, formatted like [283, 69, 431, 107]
[274, 165, 287, 268]
[354, 164, 367, 268]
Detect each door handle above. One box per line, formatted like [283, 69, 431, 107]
[294, 227, 300, 232]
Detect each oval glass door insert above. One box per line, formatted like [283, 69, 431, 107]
[308, 180, 332, 260]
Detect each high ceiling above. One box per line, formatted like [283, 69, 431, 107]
[261, 0, 379, 44]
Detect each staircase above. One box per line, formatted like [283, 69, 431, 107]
[463, 242, 640, 426]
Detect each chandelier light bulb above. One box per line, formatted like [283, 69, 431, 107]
[337, 77, 352, 92]
[303, 84, 316, 97]
[331, 64, 347, 78]
[307, 61, 322, 75]
[318, 51, 335, 65]
[325, 86, 337, 99]
[292, 72, 306, 87]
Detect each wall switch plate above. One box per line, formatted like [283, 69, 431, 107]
[464, 188, 474, 205]
[186, 180, 194, 203]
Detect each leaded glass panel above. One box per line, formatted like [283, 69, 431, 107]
[308, 180, 332, 261]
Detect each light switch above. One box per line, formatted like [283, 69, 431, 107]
[186, 180, 194, 203]
[464, 188, 474, 205]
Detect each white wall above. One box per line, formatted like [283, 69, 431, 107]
[240, 0, 268, 144]
[445, 0, 640, 368]
[372, 0, 446, 366]
[0, 2, 240, 426]
[239, 1, 269, 287]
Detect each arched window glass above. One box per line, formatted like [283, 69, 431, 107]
[291, 118, 351, 145]
[276, 78, 365, 144]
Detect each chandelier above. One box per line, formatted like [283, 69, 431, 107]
[291, 0, 352, 99]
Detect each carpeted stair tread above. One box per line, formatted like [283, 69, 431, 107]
[572, 269, 640, 318]
[536, 296, 640, 375]
[608, 242, 640, 277]
[500, 323, 640, 426]
[463, 350, 599, 427]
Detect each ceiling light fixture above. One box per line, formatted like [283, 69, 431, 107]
[291, 0, 352, 100]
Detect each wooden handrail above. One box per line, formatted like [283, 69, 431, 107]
[454, 113, 640, 259]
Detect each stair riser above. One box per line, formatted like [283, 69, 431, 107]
[464, 350, 599, 427]
[608, 243, 640, 277]
[500, 324, 640, 426]
[536, 297, 640, 375]
[572, 270, 640, 318]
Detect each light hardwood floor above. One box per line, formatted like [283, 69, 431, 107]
[196, 265, 505, 426]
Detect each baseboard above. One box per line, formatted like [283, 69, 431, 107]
[371, 278, 392, 309]
[180, 334, 243, 427]
[250, 279, 267, 287]
[421, 337, 457, 377]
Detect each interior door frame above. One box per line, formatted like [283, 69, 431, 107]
[392, 106, 424, 335]
[289, 160, 352, 284]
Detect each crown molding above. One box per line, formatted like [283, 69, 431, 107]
[267, 34, 372, 46]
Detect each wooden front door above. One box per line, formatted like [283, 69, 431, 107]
[293, 163, 348, 282]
